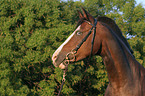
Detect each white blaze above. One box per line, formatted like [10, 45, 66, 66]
[52, 25, 81, 62]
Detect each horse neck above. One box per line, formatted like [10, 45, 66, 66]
[100, 30, 135, 88]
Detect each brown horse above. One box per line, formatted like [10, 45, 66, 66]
[52, 8, 145, 96]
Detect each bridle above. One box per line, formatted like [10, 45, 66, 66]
[57, 19, 97, 96]
[65, 18, 98, 62]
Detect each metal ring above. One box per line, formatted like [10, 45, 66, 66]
[65, 51, 76, 62]
[71, 49, 77, 54]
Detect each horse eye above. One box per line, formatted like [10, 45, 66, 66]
[76, 32, 82, 35]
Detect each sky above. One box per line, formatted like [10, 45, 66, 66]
[72, 0, 145, 8]
[136, 0, 145, 8]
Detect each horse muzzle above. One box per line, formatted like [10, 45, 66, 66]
[58, 63, 66, 69]
[52, 59, 66, 69]
[52, 51, 76, 69]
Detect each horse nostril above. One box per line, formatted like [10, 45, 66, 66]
[52, 55, 57, 61]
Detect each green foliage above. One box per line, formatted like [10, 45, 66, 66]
[0, 0, 144, 96]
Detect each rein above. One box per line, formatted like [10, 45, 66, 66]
[57, 60, 69, 96]
[57, 19, 97, 96]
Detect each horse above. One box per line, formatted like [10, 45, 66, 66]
[52, 8, 145, 96]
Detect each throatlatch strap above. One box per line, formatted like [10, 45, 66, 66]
[90, 19, 97, 56]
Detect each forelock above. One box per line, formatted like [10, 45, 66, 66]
[76, 18, 86, 28]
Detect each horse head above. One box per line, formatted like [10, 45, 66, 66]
[52, 8, 102, 69]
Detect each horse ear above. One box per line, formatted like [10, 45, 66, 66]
[77, 10, 84, 19]
[81, 7, 95, 24]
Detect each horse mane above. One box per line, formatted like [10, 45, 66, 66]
[97, 16, 134, 54]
